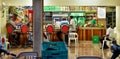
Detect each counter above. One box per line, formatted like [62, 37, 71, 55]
[77, 27, 106, 41]
[49, 27, 106, 41]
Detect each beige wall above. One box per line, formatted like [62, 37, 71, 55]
[44, 0, 120, 6]
[3, 0, 120, 6]
[116, 6, 120, 45]
[3, 0, 32, 6]
[0, 0, 2, 34]
[1, 7, 7, 35]
[0, 0, 8, 35]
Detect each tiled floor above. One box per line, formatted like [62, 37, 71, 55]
[2, 41, 117, 59]
[68, 41, 103, 59]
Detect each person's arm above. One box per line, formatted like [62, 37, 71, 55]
[106, 37, 111, 41]
[9, 21, 16, 29]
[106, 28, 110, 35]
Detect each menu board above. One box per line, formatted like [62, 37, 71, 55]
[97, 7, 106, 18]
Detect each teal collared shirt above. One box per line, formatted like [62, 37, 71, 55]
[91, 19, 96, 25]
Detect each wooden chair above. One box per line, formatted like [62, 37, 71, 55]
[20, 25, 28, 47]
[6, 23, 17, 48]
[61, 24, 69, 42]
[61, 24, 69, 34]
[16, 52, 38, 59]
[46, 24, 54, 41]
[46, 24, 54, 34]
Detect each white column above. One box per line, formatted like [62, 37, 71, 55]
[116, 6, 120, 45]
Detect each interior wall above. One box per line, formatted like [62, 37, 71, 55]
[0, 0, 2, 34]
[44, 0, 120, 6]
[4, 0, 32, 6]
[1, 6, 7, 35]
[3, 0, 120, 6]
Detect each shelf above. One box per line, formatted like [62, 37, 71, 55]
[86, 15, 95, 16]
[86, 12, 97, 13]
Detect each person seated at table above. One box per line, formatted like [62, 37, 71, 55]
[7, 13, 21, 45]
[7, 14, 18, 29]
[56, 17, 69, 44]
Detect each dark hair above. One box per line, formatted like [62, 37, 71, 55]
[62, 17, 66, 20]
[13, 14, 18, 17]
[70, 16, 73, 19]
[106, 24, 110, 28]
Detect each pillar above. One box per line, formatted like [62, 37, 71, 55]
[33, 0, 43, 57]
[116, 6, 120, 45]
[0, 0, 2, 34]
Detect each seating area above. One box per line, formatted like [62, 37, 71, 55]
[6, 24, 33, 48]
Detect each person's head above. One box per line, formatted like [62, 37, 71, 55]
[68, 16, 73, 21]
[13, 14, 18, 19]
[89, 16, 93, 19]
[62, 17, 66, 21]
[70, 16, 73, 19]
[106, 24, 110, 28]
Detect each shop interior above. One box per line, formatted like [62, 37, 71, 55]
[0, 0, 118, 59]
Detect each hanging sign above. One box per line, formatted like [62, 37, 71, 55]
[97, 7, 106, 18]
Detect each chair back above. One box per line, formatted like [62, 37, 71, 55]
[46, 24, 54, 34]
[1, 37, 5, 44]
[1, 37, 7, 49]
[16, 52, 38, 59]
[61, 24, 69, 34]
[69, 32, 78, 39]
[6, 24, 15, 34]
[21, 25, 28, 34]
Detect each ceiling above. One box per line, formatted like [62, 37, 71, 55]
[1, 0, 120, 6]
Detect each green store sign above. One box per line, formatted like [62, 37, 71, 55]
[69, 12, 86, 16]
[44, 6, 61, 11]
